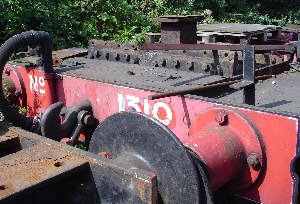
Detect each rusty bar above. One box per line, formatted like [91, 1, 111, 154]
[254, 44, 286, 51]
[154, 15, 204, 23]
[52, 48, 88, 66]
[139, 43, 244, 51]
[52, 48, 88, 60]
[148, 75, 271, 100]
[233, 61, 289, 80]
[139, 43, 286, 51]
[205, 61, 289, 86]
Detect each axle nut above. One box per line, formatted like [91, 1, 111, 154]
[247, 153, 261, 169]
[215, 111, 228, 125]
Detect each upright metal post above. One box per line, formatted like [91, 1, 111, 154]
[295, 29, 300, 62]
[243, 45, 255, 105]
[297, 43, 300, 63]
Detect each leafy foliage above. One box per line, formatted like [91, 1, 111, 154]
[75, 142, 87, 151]
[0, 0, 299, 48]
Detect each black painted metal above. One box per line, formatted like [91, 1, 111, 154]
[69, 110, 97, 145]
[297, 43, 300, 63]
[290, 154, 300, 204]
[243, 45, 255, 105]
[69, 119, 84, 145]
[89, 112, 206, 204]
[189, 150, 214, 204]
[40, 102, 65, 140]
[0, 31, 54, 130]
[41, 100, 97, 143]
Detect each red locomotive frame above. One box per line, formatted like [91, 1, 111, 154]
[5, 63, 299, 204]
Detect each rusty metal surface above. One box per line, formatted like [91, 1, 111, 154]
[160, 22, 197, 44]
[197, 23, 280, 34]
[87, 39, 283, 77]
[0, 124, 157, 204]
[154, 15, 204, 44]
[0, 128, 21, 158]
[139, 43, 244, 51]
[52, 48, 87, 67]
[53, 48, 88, 59]
[58, 57, 223, 93]
[154, 14, 203, 23]
[282, 24, 300, 32]
[196, 23, 283, 44]
[196, 23, 282, 44]
[0, 144, 86, 199]
[139, 43, 286, 51]
[89, 39, 137, 50]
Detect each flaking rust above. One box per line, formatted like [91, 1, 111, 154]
[137, 179, 148, 202]
[0, 125, 157, 204]
[0, 143, 83, 198]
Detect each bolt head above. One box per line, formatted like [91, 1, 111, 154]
[215, 111, 228, 125]
[247, 153, 261, 169]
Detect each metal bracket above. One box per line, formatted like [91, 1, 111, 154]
[297, 43, 300, 63]
[231, 45, 255, 105]
[285, 42, 297, 54]
[290, 62, 300, 72]
[285, 41, 300, 61]
[286, 40, 300, 70]
[40, 100, 97, 144]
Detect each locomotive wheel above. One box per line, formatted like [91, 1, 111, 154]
[89, 112, 204, 204]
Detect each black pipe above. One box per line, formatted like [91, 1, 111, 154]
[0, 31, 54, 129]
